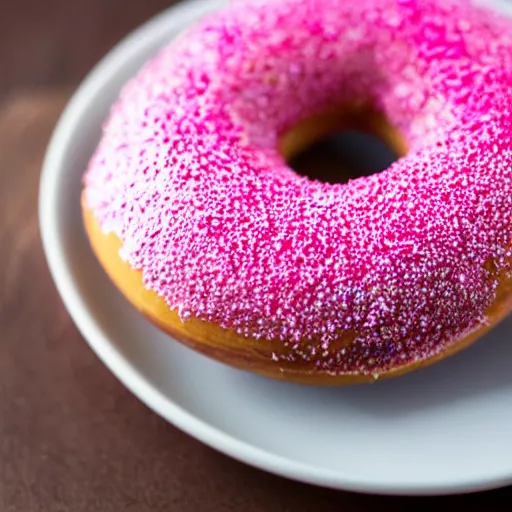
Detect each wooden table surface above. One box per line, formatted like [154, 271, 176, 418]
[1, 0, 511, 509]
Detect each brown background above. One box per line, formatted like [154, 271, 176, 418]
[1, 0, 511, 509]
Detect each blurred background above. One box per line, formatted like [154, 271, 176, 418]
[2, 0, 172, 95]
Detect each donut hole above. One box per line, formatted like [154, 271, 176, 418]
[289, 130, 400, 184]
[280, 106, 407, 184]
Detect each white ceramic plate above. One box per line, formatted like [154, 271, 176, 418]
[39, 0, 512, 496]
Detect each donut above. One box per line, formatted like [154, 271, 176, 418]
[82, 0, 512, 385]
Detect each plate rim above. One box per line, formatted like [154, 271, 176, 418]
[38, 0, 512, 496]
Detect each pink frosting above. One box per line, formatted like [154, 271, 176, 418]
[84, 0, 512, 377]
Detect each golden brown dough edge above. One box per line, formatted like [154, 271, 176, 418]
[81, 199, 512, 385]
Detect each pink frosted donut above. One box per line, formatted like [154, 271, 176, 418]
[82, 0, 512, 384]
